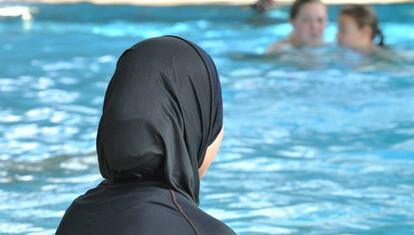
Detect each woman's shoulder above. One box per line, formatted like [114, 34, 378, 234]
[58, 184, 236, 235]
[172, 190, 237, 235]
[266, 39, 292, 54]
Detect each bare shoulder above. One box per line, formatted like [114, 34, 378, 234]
[266, 39, 291, 54]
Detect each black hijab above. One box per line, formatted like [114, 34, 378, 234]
[96, 36, 223, 204]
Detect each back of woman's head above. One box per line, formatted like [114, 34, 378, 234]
[290, 0, 323, 20]
[96, 36, 223, 204]
[340, 5, 385, 47]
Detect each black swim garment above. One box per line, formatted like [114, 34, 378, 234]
[56, 36, 235, 235]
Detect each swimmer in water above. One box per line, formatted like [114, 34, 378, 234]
[267, 0, 327, 53]
[337, 5, 385, 53]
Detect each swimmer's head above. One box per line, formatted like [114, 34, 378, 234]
[337, 5, 384, 50]
[97, 36, 223, 203]
[290, 0, 327, 46]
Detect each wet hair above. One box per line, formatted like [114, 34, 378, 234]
[290, 0, 324, 20]
[340, 5, 385, 47]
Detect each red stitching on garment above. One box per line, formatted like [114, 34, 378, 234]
[169, 189, 201, 235]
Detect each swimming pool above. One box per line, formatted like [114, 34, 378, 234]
[1, 3, 414, 234]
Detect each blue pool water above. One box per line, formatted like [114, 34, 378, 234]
[1, 3, 414, 234]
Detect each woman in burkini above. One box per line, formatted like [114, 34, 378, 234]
[267, 0, 328, 53]
[337, 4, 385, 52]
[56, 36, 236, 235]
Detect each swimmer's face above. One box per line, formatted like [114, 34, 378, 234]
[337, 15, 372, 49]
[291, 2, 327, 46]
